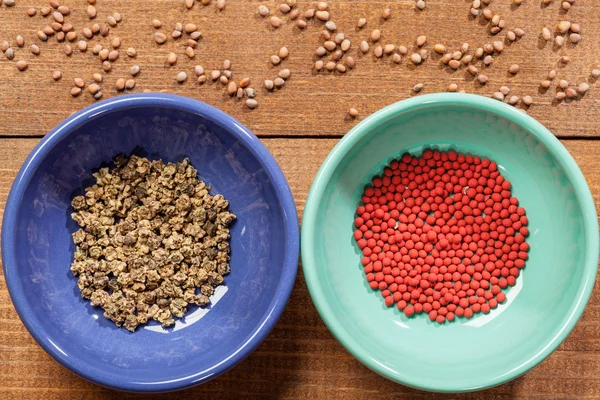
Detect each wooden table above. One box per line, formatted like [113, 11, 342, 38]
[1, 0, 600, 398]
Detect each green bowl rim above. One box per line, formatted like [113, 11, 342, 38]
[301, 93, 600, 393]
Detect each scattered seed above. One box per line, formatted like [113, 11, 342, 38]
[483, 55, 493, 66]
[514, 28, 525, 37]
[4, 48, 14, 60]
[391, 53, 401, 63]
[31, 44, 40, 55]
[570, 23, 581, 33]
[398, 46, 408, 55]
[448, 83, 458, 92]
[278, 68, 291, 79]
[493, 92, 504, 101]
[577, 82, 590, 94]
[70, 87, 82, 97]
[557, 21, 571, 33]
[357, 18, 367, 29]
[63, 45, 72, 56]
[478, 74, 488, 84]
[99, 48, 109, 60]
[264, 79, 274, 90]
[317, 2, 328, 11]
[548, 70, 557, 79]
[434, 44, 446, 54]
[271, 16, 282, 28]
[296, 19, 307, 29]
[279, 46, 289, 59]
[331, 49, 342, 61]
[508, 95, 519, 105]
[107, 16, 117, 27]
[474, 47, 484, 59]
[324, 41, 336, 51]
[53, 70, 62, 80]
[270, 55, 281, 65]
[322, 30, 331, 40]
[370, 29, 381, 42]
[190, 31, 202, 40]
[176, 71, 187, 83]
[211, 70, 221, 80]
[274, 77, 285, 87]
[108, 50, 119, 61]
[186, 47, 195, 58]
[225, 81, 236, 96]
[336, 63, 346, 73]
[37, 31, 48, 41]
[167, 52, 177, 65]
[569, 33, 581, 43]
[410, 53, 422, 64]
[304, 8, 315, 19]
[509, 64, 519, 74]
[125, 79, 136, 90]
[53, 11, 64, 23]
[78, 40, 88, 52]
[416, 0, 425, 10]
[542, 27, 552, 41]
[16, 60, 28, 71]
[555, 92, 566, 101]
[560, 56, 570, 63]
[374, 46, 383, 58]
[87, 5, 97, 19]
[360, 40, 369, 53]
[498, 86, 510, 96]
[522, 96, 533, 106]
[417, 35, 427, 47]
[559, 79, 569, 89]
[540, 80, 551, 88]
[27, 8, 37, 17]
[316, 46, 327, 57]
[100, 24, 110, 37]
[314, 60, 324, 70]
[349, 108, 359, 117]
[40, 6, 51, 16]
[325, 61, 335, 71]
[493, 41, 504, 52]
[565, 88, 577, 98]
[56, 32, 65, 41]
[448, 60, 460, 69]
[246, 99, 258, 109]
[561, 1, 571, 11]
[74, 78, 85, 88]
[88, 83, 100, 94]
[507, 31, 516, 42]
[346, 56, 356, 68]
[102, 61, 112, 72]
[258, 5, 269, 16]
[591, 69, 600, 79]
[467, 65, 478, 75]
[92, 73, 103, 83]
[155, 32, 167, 44]
[413, 83, 424, 92]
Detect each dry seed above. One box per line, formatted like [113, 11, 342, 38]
[53, 70, 62, 81]
[63, 45, 73, 56]
[53, 11, 64, 23]
[190, 31, 202, 40]
[93, 92, 103, 101]
[477, 74, 489, 84]
[270, 55, 281, 65]
[325, 61, 335, 71]
[304, 8, 315, 18]
[592, 70, 600, 79]
[264, 79, 274, 90]
[483, 55, 493, 66]
[111, 38, 121, 49]
[296, 20, 307, 29]
[410, 53, 422, 64]
[317, 2, 328, 11]
[416, 0, 425, 10]
[509, 64, 519, 74]
[578, 82, 590, 94]
[342, 40, 352, 52]
[360, 41, 369, 53]
[172, 31, 182, 39]
[246, 99, 258, 109]
[474, 48, 484, 59]
[280, 4, 291, 14]
[346, 56, 356, 68]
[324, 41, 336, 51]
[542, 27, 552, 41]
[370, 29, 381, 42]
[279, 46, 289, 59]
[88, 83, 100, 94]
[514, 28, 525, 37]
[382, 44, 394, 54]
[99, 49, 109, 60]
[93, 73, 103, 83]
[152, 19, 162, 28]
[107, 16, 117, 27]
[325, 21, 337, 31]
[374, 46, 383, 58]
[28, 8, 37, 17]
[1, 41, 9, 52]
[540, 80, 552, 88]
[82, 28, 93, 38]
[16, 60, 28, 71]
[226, 81, 237, 96]
[448, 83, 458, 92]
[49, 0, 59, 9]
[125, 79, 136, 90]
[331, 50, 342, 61]
[184, 23, 197, 34]
[398, 46, 408, 55]
[185, 0, 194, 9]
[559, 79, 569, 89]
[434, 44, 446, 54]
[493, 41, 504, 52]
[560, 56, 570, 63]
[470, 7, 480, 17]
[483, 9, 493, 19]
[31, 44, 40, 55]
[417, 35, 427, 47]
[561, 1, 571, 10]
[349, 108, 359, 117]
[557, 21, 571, 33]
[522, 96, 533, 106]
[448, 60, 460, 69]
[78, 40, 88, 52]
[508, 95, 519, 105]
[419, 49, 428, 60]
[382, 8, 391, 19]
[392, 53, 401, 63]
[467, 65, 478, 75]
[500, 86, 510, 95]
[4, 48, 14, 60]
[51, 22, 62, 32]
[555, 36, 565, 46]
[555, 92, 566, 101]
[565, 88, 577, 98]
[336, 63, 346, 73]
[290, 9, 299, 19]
[274, 77, 285, 87]
[570, 23, 581, 33]
[413, 83, 424, 92]
[569, 33, 581, 43]
[271, 16, 282, 27]
[186, 47, 195, 58]
[211, 70, 221, 80]
[239, 77, 250, 88]
[70, 87, 82, 97]
[278, 68, 291, 79]
[41, 7, 51, 16]
[16, 35, 24, 47]
[126, 48, 137, 57]
[322, 30, 331, 40]
[197, 75, 207, 84]
[493, 92, 504, 101]
[37, 31, 48, 41]
[314, 60, 324, 70]
[258, 5, 269, 16]
[100, 24, 109, 37]
[507, 31, 516, 42]
[357, 18, 367, 28]
[130, 65, 141, 76]
[316, 46, 327, 57]
[88, 24, 97, 33]
[56, 32, 65, 41]
[167, 52, 177, 65]
[176, 71, 187, 83]
[108, 50, 119, 61]
[461, 55, 473, 65]
[548, 70, 557, 79]
[155, 32, 167, 44]
[74, 78, 85, 88]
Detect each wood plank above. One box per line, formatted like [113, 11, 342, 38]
[1, 1, 600, 137]
[0, 137, 599, 398]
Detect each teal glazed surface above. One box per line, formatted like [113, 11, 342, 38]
[302, 93, 599, 392]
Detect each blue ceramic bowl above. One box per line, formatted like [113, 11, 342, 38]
[302, 94, 599, 392]
[2, 94, 299, 392]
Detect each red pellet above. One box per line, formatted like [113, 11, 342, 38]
[353, 149, 530, 324]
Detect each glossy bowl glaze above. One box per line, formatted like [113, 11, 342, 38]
[302, 93, 599, 392]
[2, 94, 299, 392]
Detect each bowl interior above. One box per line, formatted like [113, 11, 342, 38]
[6, 101, 294, 389]
[304, 98, 597, 391]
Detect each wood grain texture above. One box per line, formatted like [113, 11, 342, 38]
[1, 1, 600, 137]
[0, 138, 599, 399]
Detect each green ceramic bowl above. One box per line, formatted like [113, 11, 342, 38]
[302, 93, 599, 392]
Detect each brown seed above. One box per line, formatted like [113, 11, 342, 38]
[508, 95, 519, 105]
[172, 30, 182, 39]
[461, 55, 473, 65]
[271, 16, 282, 27]
[16, 35, 24, 47]
[314, 60, 324, 71]
[176, 71, 188, 83]
[270, 55, 281, 65]
[416, 0, 425, 10]
[540, 80, 552, 88]
[555, 92, 566, 101]
[239, 77, 250, 88]
[78, 40, 88, 52]
[509, 64, 519, 74]
[383, 43, 396, 55]
[58, 5, 69, 15]
[125, 79, 136, 90]
[392, 53, 401, 63]
[217, 0, 226, 10]
[382, 8, 391, 19]
[398, 45, 408, 55]
[56, 32, 65, 41]
[187, 39, 197, 48]
[542, 27, 552, 41]
[99, 48, 109, 60]
[197, 75, 207, 84]
[434, 44, 446, 54]
[110, 38, 120, 49]
[557, 21, 571, 33]
[570, 23, 581, 33]
[227, 81, 237, 96]
[410, 53, 422, 64]
[107, 16, 117, 27]
[374, 46, 383, 58]
[82, 28, 93, 38]
[592, 69, 600, 79]
[562, 1, 571, 10]
[102, 61, 111, 72]
[448, 60, 460, 69]
[51, 22, 62, 32]
[53, 70, 62, 81]
[100, 24, 109, 37]
[559, 79, 569, 89]
[74, 77, 85, 88]
[184, 23, 197, 33]
[315, 10, 329, 21]
[63, 45, 73, 56]
[522, 96, 533, 106]
[278, 68, 291, 79]
[88, 83, 100, 94]
[4, 48, 14, 60]
[70, 87, 82, 97]
[296, 19, 307, 29]
[357, 18, 367, 29]
[448, 83, 458, 92]
[190, 31, 202, 40]
[87, 24, 96, 33]
[569, 33, 581, 44]
[548, 70, 557, 80]
[321, 30, 331, 40]
[125, 47, 136, 57]
[514, 28, 525, 37]
[554, 36, 565, 47]
[325, 61, 335, 71]
[152, 19, 162, 29]
[565, 88, 577, 98]
[31, 44, 40, 55]
[186, 47, 195, 58]
[264, 79, 274, 90]
[28, 8, 37, 17]
[413, 83, 424, 92]
[86, 5, 97, 19]
[41, 7, 51, 16]
[360, 41, 369, 53]
[211, 70, 221, 80]
[349, 108, 359, 117]
[346, 56, 356, 68]
[577, 82, 590, 94]
[92, 73, 103, 83]
[128, 65, 140, 76]
[258, 5, 270, 16]
[477, 74, 488, 84]
[185, 0, 194, 9]
[37, 31, 48, 41]
[507, 31, 516, 42]
[108, 50, 119, 61]
[155, 32, 167, 44]
[279, 46, 289, 59]
[323, 41, 336, 51]
[336, 63, 346, 73]
[53, 11, 64, 24]
[274, 77, 285, 87]
[483, 55, 493, 66]
[167, 52, 177, 65]
[493, 41, 504, 52]
[16, 60, 28, 71]
[49, 0, 59, 9]
[417, 35, 427, 47]
[370, 29, 381, 42]
[113, 11, 120, 21]
[560, 56, 570, 63]
[246, 99, 258, 109]
[331, 50, 342, 61]
[492, 92, 504, 101]
[304, 8, 314, 18]
[280, 3, 291, 13]
[115, 78, 126, 91]
[500, 86, 511, 95]
[467, 65, 478, 75]
[452, 51, 463, 60]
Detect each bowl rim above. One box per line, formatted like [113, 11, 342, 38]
[301, 93, 599, 393]
[1, 93, 300, 392]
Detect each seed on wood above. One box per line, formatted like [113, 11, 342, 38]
[152, 20, 162, 29]
[493, 41, 504, 52]
[331, 49, 342, 61]
[184, 23, 197, 34]
[392, 53, 401, 63]
[522, 96, 533, 106]
[111, 38, 121, 49]
[448, 83, 458, 92]
[49, 0, 59, 9]
[448, 60, 460, 69]
[125, 79, 136, 89]
[324, 41, 336, 51]
[278, 68, 291, 79]
[176, 71, 187, 83]
[113, 13, 122, 22]
[413, 83, 424, 92]
[410, 53, 422, 64]
[565, 88, 577, 98]
[211, 70, 221, 80]
[314, 60, 324, 70]
[570, 23, 581, 33]
[416, 0, 425, 10]
[37, 31, 48, 41]
[108, 50, 119, 61]
[172, 30, 183, 39]
[271, 16, 282, 27]
[304, 8, 315, 19]
[592, 70, 600, 79]
[540, 80, 551, 88]
[274, 77, 285, 87]
[264, 79, 274, 90]
[325, 21, 336, 31]
[467, 65, 478, 75]
[15, 35, 24, 47]
[278, 46, 289, 59]
[56, 32, 65, 41]
[555, 92, 566, 101]
[16, 60, 28, 71]
[41, 6, 51, 16]
[53, 11, 64, 23]
[184, 0, 194, 8]
[474, 48, 484, 59]
[89, 24, 98, 33]
[258, 5, 269, 16]
[51, 22, 62, 32]
[370, 29, 381, 42]
[509, 64, 519, 74]
[100, 24, 109, 37]
[335, 63, 346, 73]
[325, 61, 336, 71]
[322, 30, 331, 40]
[434, 44, 446, 54]
[508, 95, 519, 105]
[514, 28, 525, 37]
[63, 45, 73, 56]
[360, 40, 369, 53]
[417, 35, 427, 47]
[471, 7, 480, 16]
[548, 70, 557, 79]
[555, 36, 565, 46]
[483, 55, 493, 66]
[478, 74, 489, 84]
[280, 3, 291, 14]
[239, 77, 250, 88]
[186, 47, 195, 58]
[270, 55, 281, 65]
[461, 55, 473, 65]
[493, 92, 504, 101]
[99, 48, 109, 60]
[82, 28, 93, 38]
[398, 45, 408, 55]
[115, 78, 125, 90]
[542, 27, 552, 41]
[483, 44, 493, 54]
[374, 45, 383, 58]
[126, 48, 137, 57]
[167, 52, 177, 65]
[197, 75, 207, 84]
[226, 81, 237, 96]
[346, 56, 356, 68]
[28, 8, 37, 17]
[31, 44, 40, 55]
[92, 73, 103, 83]
[87, 5, 96, 18]
[70, 87, 82, 97]
[317, 2, 328, 11]
[155, 32, 167, 44]
[339, 39, 350, 51]
[557, 21, 571, 33]
[560, 56, 570, 63]
[561, 1, 571, 10]
[357, 18, 367, 28]
[316, 46, 327, 57]
[53, 70, 62, 80]
[383, 44, 395, 54]
[4, 48, 14, 60]
[578, 82, 590, 94]
[88, 83, 100, 94]
[483, 9, 493, 19]
[569, 33, 581, 43]
[296, 19, 307, 28]
[290, 9, 299, 19]
[74, 77, 85, 88]
[246, 99, 258, 109]
[507, 31, 516, 41]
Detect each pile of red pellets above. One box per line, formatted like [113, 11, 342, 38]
[353, 149, 529, 324]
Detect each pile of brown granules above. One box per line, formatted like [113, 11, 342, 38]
[70, 155, 236, 332]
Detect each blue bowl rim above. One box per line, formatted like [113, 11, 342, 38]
[1, 93, 300, 392]
[301, 93, 600, 392]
